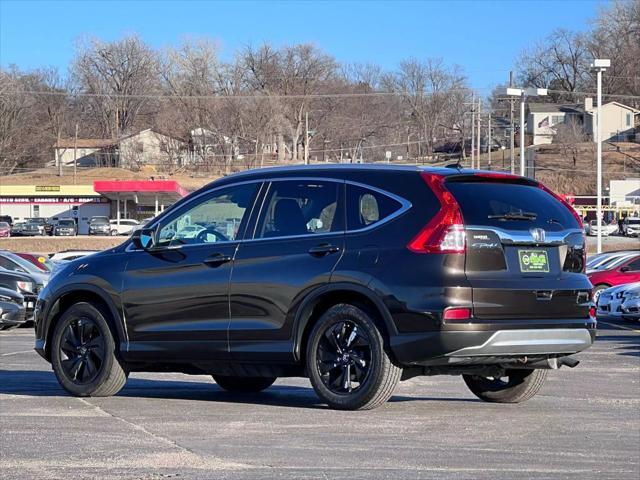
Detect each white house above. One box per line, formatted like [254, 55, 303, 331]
[54, 129, 188, 168]
[527, 99, 639, 146]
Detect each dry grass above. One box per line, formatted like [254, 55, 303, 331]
[1, 167, 219, 192]
[0, 236, 125, 255]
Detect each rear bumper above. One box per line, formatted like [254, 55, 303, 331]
[390, 319, 596, 366]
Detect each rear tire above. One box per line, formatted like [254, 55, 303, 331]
[593, 284, 610, 303]
[306, 304, 401, 410]
[463, 369, 547, 403]
[212, 375, 276, 393]
[51, 302, 127, 397]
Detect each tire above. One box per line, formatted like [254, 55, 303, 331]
[463, 369, 548, 403]
[110, 230, 118, 236]
[212, 375, 276, 393]
[592, 284, 610, 303]
[306, 303, 401, 410]
[51, 302, 127, 397]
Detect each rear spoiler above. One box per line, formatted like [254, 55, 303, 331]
[444, 172, 538, 187]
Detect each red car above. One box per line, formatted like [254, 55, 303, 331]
[14, 252, 51, 272]
[0, 222, 10, 237]
[589, 253, 640, 300]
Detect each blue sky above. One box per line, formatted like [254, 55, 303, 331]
[0, 0, 606, 91]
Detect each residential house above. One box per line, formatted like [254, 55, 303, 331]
[54, 129, 188, 169]
[527, 99, 639, 146]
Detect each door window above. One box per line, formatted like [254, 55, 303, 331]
[256, 180, 343, 239]
[157, 183, 259, 247]
[346, 184, 404, 230]
[625, 257, 640, 272]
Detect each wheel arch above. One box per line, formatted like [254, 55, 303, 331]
[292, 282, 397, 364]
[44, 284, 126, 361]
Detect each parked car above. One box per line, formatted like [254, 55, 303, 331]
[44, 219, 56, 236]
[88, 216, 111, 235]
[586, 250, 639, 273]
[596, 282, 640, 318]
[0, 269, 38, 321]
[620, 284, 640, 321]
[22, 218, 47, 236]
[0, 222, 10, 238]
[0, 250, 49, 290]
[10, 222, 25, 237]
[588, 253, 640, 301]
[54, 219, 77, 236]
[0, 215, 13, 227]
[587, 220, 618, 236]
[625, 218, 640, 237]
[15, 252, 52, 272]
[0, 287, 26, 330]
[35, 165, 595, 410]
[109, 219, 140, 236]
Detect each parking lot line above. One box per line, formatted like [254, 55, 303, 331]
[599, 321, 640, 333]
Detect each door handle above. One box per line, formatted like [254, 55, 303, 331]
[308, 244, 341, 257]
[203, 253, 232, 267]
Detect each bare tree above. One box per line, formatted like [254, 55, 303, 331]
[516, 29, 590, 102]
[72, 35, 159, 138]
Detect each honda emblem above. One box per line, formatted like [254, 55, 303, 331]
[530, 228, 546, 243]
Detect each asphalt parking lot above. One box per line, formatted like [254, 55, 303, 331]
[1, 320, 639, 480]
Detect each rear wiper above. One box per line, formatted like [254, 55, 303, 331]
[488, 212, 538, 221]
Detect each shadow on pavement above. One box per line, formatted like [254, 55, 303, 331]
[596, 319, 640, 357]
[0, 369, 475, 407]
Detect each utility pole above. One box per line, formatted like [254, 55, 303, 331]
[477, 98, 482, 169]
[488, 109, 492, 170]
[57, 132, 63, 177]
[520, 91, 526, 176]
[73, 123, 78, 185]
[304, 111, 309, 165]
[509, 71, 515, 174]
[470, 93, 475, 169]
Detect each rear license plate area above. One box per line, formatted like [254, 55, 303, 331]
[518, 249, 550, 273]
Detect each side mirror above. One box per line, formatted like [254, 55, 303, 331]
[132, 228, 156, 250]
[620, 266, 630, 273]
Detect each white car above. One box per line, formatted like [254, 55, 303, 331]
[596, 283, 640, 318]
[620, 284, 640, 321]
[625, 218, 640, 237]
[587, 220, 618, 237]
[175, 224, 205, 240]
[109, 219, 140, 236]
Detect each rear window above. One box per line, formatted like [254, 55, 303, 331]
[446, 182, 579, 230]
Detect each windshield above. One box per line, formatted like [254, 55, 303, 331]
[58, 220, 75, 227]
[90, 217, 109, 225]
[0, 222, 9, 228]
[4, 252, 48, 274]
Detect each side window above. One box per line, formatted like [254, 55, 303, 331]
[256, 180, 343, 239]
[346, 184, 403, 230]
[626, 258, 640, 272]
[0, 257, 21, 272]
[157, 183, 258, 247]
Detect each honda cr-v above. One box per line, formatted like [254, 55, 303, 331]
[35, 165, 595, 410]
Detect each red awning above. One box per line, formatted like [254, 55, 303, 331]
[93, 180, 188, 205]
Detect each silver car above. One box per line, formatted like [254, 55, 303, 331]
[620, 284, 640, 321]
[597, 282, 640, 319]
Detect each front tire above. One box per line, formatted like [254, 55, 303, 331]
[463, 369, 547, 403]
[306, 304, 401, 410]
[212, 375, 276, 393]
[51, 302, 127, 397]
[592, 284, 610, 303]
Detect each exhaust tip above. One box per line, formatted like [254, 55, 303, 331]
[559, 356, 580, 368]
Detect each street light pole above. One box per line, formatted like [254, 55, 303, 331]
[592, 59, 610, 254]
[520, 91, 526, 176]
[470, 93, 475, 169]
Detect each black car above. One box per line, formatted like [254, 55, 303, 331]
[0, 287, 26, 330]
[0, 269, 38, 321]
[35, 165, 595, 410]
[54, 219, 77, 236]
[0, 215, 13, 227]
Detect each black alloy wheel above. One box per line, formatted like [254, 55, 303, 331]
[59, 317, 105, 385]
[316, 320, 372, 394]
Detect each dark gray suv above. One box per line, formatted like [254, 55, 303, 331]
[35, 165, 595, 410]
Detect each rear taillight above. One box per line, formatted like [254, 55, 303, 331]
[443, 307, 472, 321]
[408, 173, 465, 254]
[589, 306, 597, 320]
